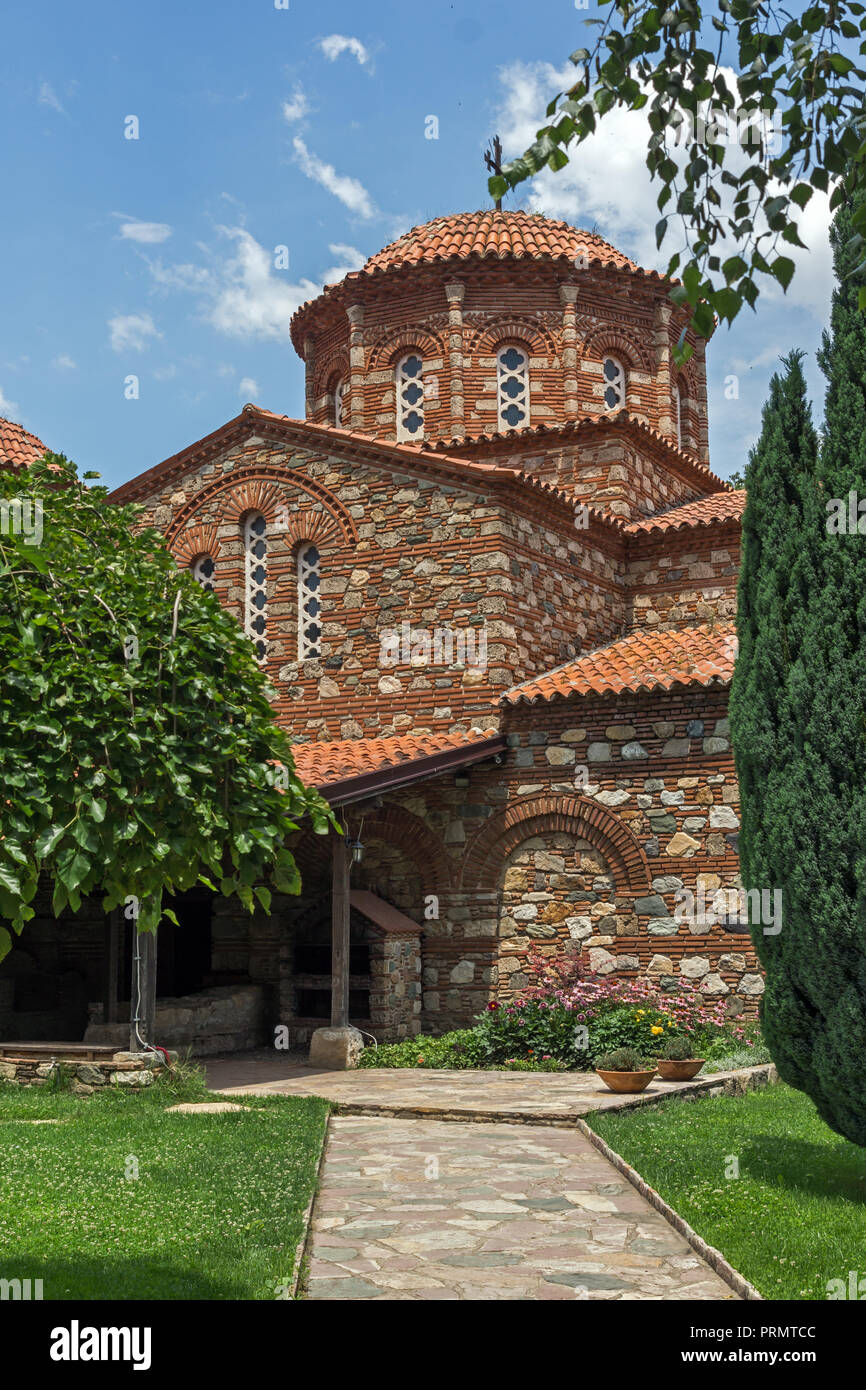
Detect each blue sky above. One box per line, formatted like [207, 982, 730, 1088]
[1, 0, 835, 490]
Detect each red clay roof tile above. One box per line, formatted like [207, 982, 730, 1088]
[0, 418, 46, 469]
[292, 728, 503, 791]
[359, 210, 639, 276]
[625, 490, 746, 534]
[501, 624, 737, 705]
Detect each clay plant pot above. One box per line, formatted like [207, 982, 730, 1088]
[656, 1058, 705, 1081]
[595, 1067, 657, 1094]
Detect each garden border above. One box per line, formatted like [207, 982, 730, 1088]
[578, 1069, 779, 1302]
[291, 1104, 334, 1300]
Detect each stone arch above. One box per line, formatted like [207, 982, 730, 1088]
[469, 317, 557, 359]
[460, 794, 652, 894]
[580, 325, 652, 375]
[166, 464, 358, 550]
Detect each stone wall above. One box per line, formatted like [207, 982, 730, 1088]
[0, 1051, 170, 1094]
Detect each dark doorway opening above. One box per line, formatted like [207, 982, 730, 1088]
[121, 892, 213, 1001]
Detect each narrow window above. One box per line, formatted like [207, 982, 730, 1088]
[191, 554, 215, 593]
[675, 383, 684, 447]
[334, 377, 345, 427]
[497, 344, 530, 429]
[396, 353, 424, 441]
[244, 512, 268, 660]
[602, 356, 626, 411]
[297, 543, 321, 660]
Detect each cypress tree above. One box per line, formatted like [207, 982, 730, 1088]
[732, 192, 866, 1144]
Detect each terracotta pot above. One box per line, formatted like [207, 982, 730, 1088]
[657, 1058, 705, 1081]
[595, 1067, 657, 1094]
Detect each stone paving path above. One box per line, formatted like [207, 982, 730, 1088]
[206, 1053, 769, 1122]
[304, 1115, 738, 1301]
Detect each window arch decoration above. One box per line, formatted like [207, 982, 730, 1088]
[190, 553, 216, 593]
[297, 542, 321, 660]
[496, 343, 530, 429]
[396, 353, 425, 441]
[244, 512, 268, 660]
[602, 356, 626, 411]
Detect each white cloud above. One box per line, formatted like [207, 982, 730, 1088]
[52, 354, 76, 370]
[317, 35, 372, 69]
[292, 137, 376, 219]
[148, 227, 321, 342]
[322, 242, 366, 283]
[238, 376, 260, 398]
[108, 313, 161, 353]
[113, 213, 173, 244]
[0, 387, 20, 416]
[282, 86, 309, 123]
[38, 81, 65, 114]
[493, 60, 833, 317]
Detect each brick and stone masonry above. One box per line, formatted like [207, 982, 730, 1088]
[0, 211, 759, 1050]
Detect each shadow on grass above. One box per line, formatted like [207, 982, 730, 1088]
[10, 1255, 264, 1301]
[740, 1135, 866, 1204]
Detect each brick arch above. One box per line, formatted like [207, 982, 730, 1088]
[166, 464, 358, 550]
[460, 794, 652, 894]
[367, 326, 446, 372]
[291, 804, 456, 892]
[171, 522, 221, 569]
[580, 326, 652, 375]
[313, 353, 350, 402]
[469, 318, 557, 358]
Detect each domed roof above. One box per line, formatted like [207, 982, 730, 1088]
[360, 210, 639, 275]
[290, 210, 648, 352]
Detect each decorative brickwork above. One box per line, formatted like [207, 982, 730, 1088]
[87, 209, 762, 1047]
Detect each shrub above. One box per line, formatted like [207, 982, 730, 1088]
[595, 1047, 652, 1072]
[475, 998, 587, 1067]
[358, 1030, 486, 1070]
[660, 1035, 698, 1061]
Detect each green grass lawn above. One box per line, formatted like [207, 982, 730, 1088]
[588, 1082, 866, 1300]
[0, 1078, 329, 1300]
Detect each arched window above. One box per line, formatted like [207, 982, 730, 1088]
[244, 512, 268, 660]
[334, 376, 345, 427]
[675, 382, 684, 448]
[602, 356, 626, 411]
[497, 344, 530, 429]
[190, 554, 215, 593]
[297, 543, 321, 660]
[396, 353, 424, 441]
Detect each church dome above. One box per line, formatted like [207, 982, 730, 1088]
[358, 210, 640, 276]
[290, 208, 706, 464]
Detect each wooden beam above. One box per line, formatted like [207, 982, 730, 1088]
[330, 831, 350, 1028]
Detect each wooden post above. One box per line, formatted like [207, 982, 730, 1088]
[104, 909, 120, 1024]
[129, 927, 157, 1052]
[330, 831, 350, 1028]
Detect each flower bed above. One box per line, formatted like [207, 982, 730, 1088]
[359, 947, 765, 1070]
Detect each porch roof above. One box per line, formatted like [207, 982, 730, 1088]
[292, 728, 507, 806]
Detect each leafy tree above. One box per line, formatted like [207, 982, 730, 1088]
[489, 0, 866, 357]
[732, 194, 866, 1145]
[0, 453, 332, 962]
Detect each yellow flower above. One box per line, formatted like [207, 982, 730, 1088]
[651, 1025, 663, 1035]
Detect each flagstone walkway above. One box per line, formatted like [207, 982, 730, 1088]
[206, 1053, 774, 1124]
[304, 1114, 738, 1300]
[204, 1055, 773, 1301]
